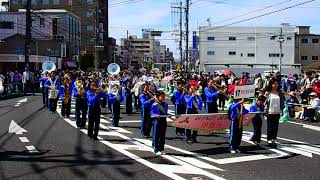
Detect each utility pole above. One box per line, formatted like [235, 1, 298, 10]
[278, 27, 284, 74]
[179, 1, 183, 68]
[25, 0, 31, 69]
[94, 6, 100, 70]
[185, 0, 190, 72]
[171, 1, 184, 70]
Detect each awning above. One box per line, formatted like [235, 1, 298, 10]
[65, 61, 77, 68]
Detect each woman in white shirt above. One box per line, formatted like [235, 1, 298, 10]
[266, 78, 285, 148]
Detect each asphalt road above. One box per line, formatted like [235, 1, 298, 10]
[0, 94, 319, 180]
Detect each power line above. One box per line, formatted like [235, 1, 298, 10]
[199, 0, 316, 32]
[209, 0, 293, 26]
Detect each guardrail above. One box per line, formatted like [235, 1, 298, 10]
[0, 81, 41, 99]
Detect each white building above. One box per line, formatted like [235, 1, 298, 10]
[198, 25, 300, 74]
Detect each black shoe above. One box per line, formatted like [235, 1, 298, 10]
[92, 137, 98, 141]
[192, 139, 198, 143]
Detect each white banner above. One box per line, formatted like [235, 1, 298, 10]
[234, 85, 255, 99]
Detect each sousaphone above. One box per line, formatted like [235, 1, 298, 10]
[107, 63, 120, 75]
[42, 61, 56, 72]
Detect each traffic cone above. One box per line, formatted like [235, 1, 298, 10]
[280, 101, 289, 122]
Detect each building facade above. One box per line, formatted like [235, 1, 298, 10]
[198, 25, 299, 74]
[0, 10, 80, 71]
[9, 0, 110, 68]
[295, 26, 320, 68]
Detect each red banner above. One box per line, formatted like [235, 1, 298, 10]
[172, 113, 257, 132]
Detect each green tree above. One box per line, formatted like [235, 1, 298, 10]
[79, 54, 94, 71]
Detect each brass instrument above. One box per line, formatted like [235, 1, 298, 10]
[76, 80, 85, 97]
[212, 84, 228, 97]
[147, 91, 155, 99]
[63, 74, 71, 104]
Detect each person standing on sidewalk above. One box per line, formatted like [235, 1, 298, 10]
[22, 67, 30, 94]
[265, 78, 285, 148]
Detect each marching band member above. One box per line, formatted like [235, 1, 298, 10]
[184, 86, 203, 143]
[45, 71, 60, 113]
[172, 80, 186, 135]
[140, 83, 155, 138]
[151, 91, 168, 155]
[39, 71, 48, 107]
[74, 77, 88, 129]
[228, 98, 248, 153]
[60, 74, 73, 118]
[108, 84, 123, 127]
[125, 81, 133, 116]
[87, 81, 107, 140]
[250, 96, 266, 145]
[205, 79, 219, 113]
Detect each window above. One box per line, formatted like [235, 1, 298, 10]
[16, 47, 24, 55]
[86, 11, 94, 17]
[248, 37, 255, 41]
[270, 36, 276, 40]
[12, 0, 18, 4]
[301, 56, 308, 60]
[40, 18, 45, 27]
[269, 53, 284, 57]
[31, 0, 37, 5]
[0, 21, 14, 29]
[287, 37, 292, 40]
[53, 0, 60, 5]
[229, 51, 236, 55]
[312, 39, 319, 43]
[229, 37, 236, 41]
[86, 0, 93, 4]
[207, 37, 215, 41]
[312, 56, 319, 61]
[42, 0, 49, 4]
[301, 39, 308, 43]
[86, 25, 94, 31]
[207, 51, 215, 55]
[248, 53, 255, 57]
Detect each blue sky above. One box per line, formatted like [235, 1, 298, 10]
[1, 0, 319, 58]
[109, 0, 320, 58]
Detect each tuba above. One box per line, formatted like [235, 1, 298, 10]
[42, 61, 56, 72]
[107, 63, 120, 75]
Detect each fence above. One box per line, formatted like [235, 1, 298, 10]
[0, 81, 41, 100]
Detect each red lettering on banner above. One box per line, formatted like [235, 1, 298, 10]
[173, 114, 256, 131]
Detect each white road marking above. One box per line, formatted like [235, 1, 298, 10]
[287, 121, 320, 132]
[57, 104, 226, 179]
[173, 156, 224, 171]
[100, 124, 132, 134]
[14, 98, 28, 107]
[8, 120, 27, 135]
[19, 137, 29, 143]
[25, 145, 39, 153]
